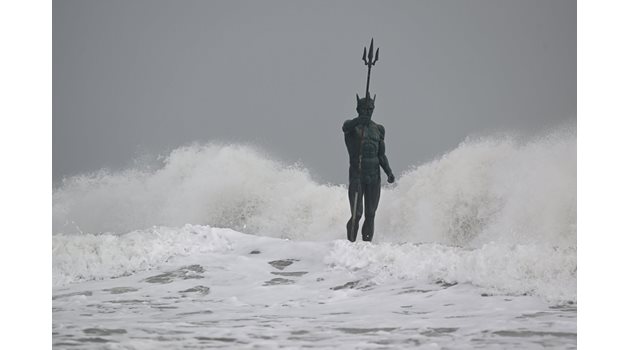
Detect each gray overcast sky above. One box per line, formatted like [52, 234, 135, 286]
[53, 0, 575, 185]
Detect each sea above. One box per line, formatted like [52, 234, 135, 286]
[52, 129, 576, 349]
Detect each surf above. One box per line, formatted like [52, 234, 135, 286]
[53, 128, 575, 246]
[52, 128, 576, 302]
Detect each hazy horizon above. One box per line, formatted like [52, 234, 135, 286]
[53, 0, 576, 185]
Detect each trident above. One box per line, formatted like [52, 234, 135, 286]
[362, 38, 379, 98]
[350, 38, 380, 241]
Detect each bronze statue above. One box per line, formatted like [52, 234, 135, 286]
[343, 39, 394, 242]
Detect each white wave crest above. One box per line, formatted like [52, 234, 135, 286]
[326, 240, 576, 302]
[53, 129, 575, 248]
[52, 129, 576, 300]
[52, 225, 235, 287]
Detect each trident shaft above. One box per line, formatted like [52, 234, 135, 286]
[350, 38, 380, 241]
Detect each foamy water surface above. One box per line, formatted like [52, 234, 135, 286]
[52, 129, 576, 349]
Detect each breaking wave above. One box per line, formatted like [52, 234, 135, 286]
[52, 127, 576, 300]
[53, 128, 575, 246]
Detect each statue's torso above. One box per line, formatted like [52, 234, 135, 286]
[344, 121, 382, 184]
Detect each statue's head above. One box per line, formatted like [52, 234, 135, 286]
[356, 92, 375, 118]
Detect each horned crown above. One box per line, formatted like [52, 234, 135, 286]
[356, 92, 376, 109]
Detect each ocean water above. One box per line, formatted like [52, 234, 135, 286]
[52, 129, 576, 349]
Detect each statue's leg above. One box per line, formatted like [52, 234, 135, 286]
[362, 181, 381, 242]
[346, 180, 363, 242]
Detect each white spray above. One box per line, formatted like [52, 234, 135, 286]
[52, 128, 576, 300]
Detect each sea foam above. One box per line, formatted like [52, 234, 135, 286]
[53, 129, 575, 247]
[52, 128, 576, 300]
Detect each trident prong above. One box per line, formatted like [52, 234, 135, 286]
[362, 38, 379, 98]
